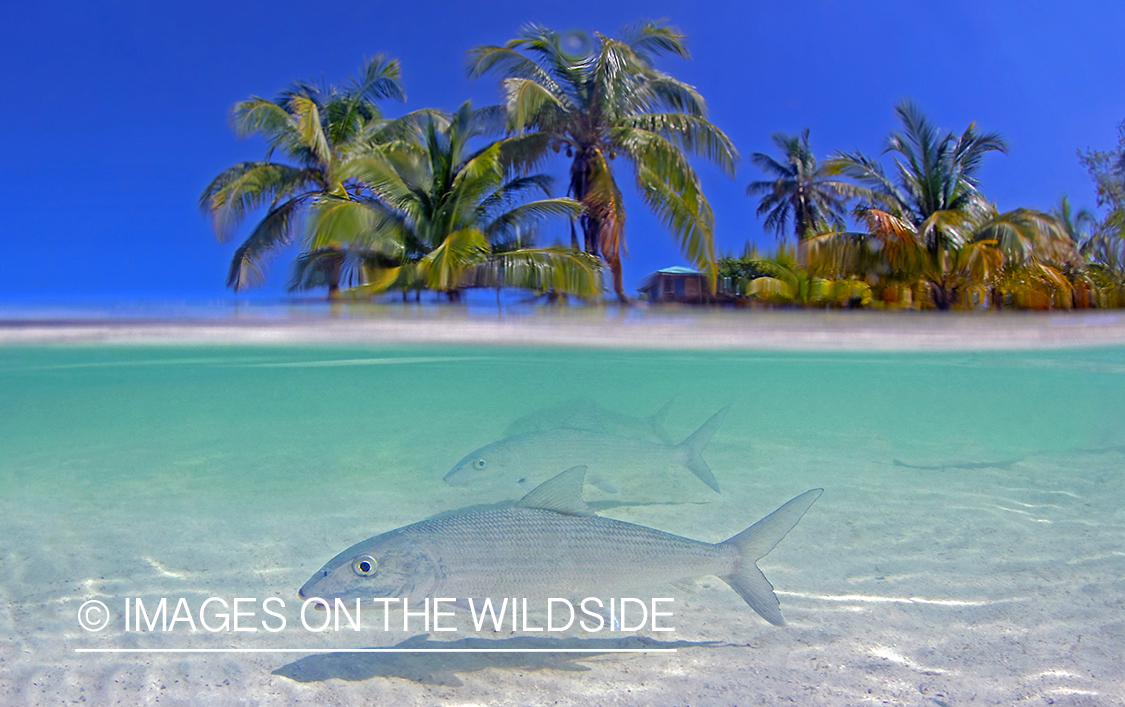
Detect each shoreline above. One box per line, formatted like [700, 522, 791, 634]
[2, 310, 1125, 350]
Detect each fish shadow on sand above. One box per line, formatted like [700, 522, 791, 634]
[272, 634, 722, 686]
[891, 456, 1025, 472]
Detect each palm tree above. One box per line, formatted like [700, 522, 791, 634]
[747, 129, 855, 255]
[199, 57, 411, 294]
[468, 21, 738, 301]
[1077, 122, 1125, 307]
[821, 100, 1070, 309]
[1041, 196, 1097, 308]
[303, 101, 602, 301]
[1082, 229, 1125, 306]
[1051, 196, 1097, 244]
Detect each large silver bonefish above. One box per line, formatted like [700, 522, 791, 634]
[300, 466, 822, 626]
[445, 405, 730, 495]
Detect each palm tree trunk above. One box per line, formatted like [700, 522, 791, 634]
[603, 249, 627, 303]
[932, 283, 954, 310]
[326, 254, 342, 300]
[570, 151, 600, 257]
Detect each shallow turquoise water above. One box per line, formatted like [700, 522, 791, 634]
[2, 344, 1124, 704]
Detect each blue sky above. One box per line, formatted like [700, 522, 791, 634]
[1, 0, 1123, 301]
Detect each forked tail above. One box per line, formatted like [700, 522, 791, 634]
[718, 489, 823, 626]
[677, 404, 730, 493]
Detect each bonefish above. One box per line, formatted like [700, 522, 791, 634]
[301, 466, 822, 626]
[445, 405, 730, 495]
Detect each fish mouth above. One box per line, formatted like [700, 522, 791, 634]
[297, 587, 330, 610]
[443, 470, 467, 486]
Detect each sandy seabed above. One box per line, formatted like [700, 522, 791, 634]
[1, 311, 1123, 706]
[4, 439, 1122, 705]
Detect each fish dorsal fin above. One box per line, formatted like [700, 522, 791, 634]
[515, 466, 592, 516]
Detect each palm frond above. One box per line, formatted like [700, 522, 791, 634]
[287, 94, 332, 167]
[466, 45, 576, 110]
[483, 197, 583, 241]
[463, 247, 603, 297]
[636, 161, 714, 275]
[225, 196, 310, 290]
[199, 162, 320, 241]
[619, 113, 737, 175]
[503, 78, 570, 132]
[417, 228, 490, 291]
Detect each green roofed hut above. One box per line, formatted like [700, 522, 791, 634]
[638, 266, 720, 304]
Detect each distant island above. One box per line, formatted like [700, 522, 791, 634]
[200, 21, 1125, 312]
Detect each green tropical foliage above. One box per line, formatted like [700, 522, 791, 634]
[468, 21, 738, 301]
[1077, 122, 1125, 306]
[719, 244, 871, 307]
[302, 101, 602, 300]
[199, 57, 410, 292]
[799, 101, 1073, 309]
[199, 35, 1125, 311]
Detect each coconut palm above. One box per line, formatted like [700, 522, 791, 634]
[468, 21, 738, 301]
[303, 101, 602, 301]
[747, 129, 855, 251]
[1051, 196, 1097, 244]
[819, 100, 1072, 308]
[199, 56, 413, 293]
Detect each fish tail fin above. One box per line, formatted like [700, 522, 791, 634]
[647, 398, 676, 445]
[718, 489, 823, 626]
[677, 404, 730, 493]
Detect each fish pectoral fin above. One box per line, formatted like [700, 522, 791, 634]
[515, 466, 592, 516]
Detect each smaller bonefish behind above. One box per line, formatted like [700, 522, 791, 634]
[445, 405, 731, 495]
[301, 466, 823, 627]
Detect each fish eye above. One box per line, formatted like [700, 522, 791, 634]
[473, 459, 487, 470]
[352, 555, 378, 577]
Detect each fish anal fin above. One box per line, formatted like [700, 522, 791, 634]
[515, 466, 592, 516]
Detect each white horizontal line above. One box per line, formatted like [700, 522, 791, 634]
[75, 648, 676, 654]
